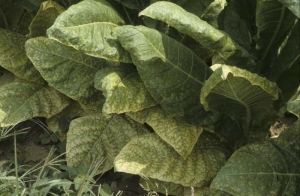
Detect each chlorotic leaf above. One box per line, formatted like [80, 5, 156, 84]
[66, 114, 149, 175]
[140, 178, 184, 196]
[114, 132, 231, 187]
[47, 0, 131, 62]
[211, 141, 300, 195]
[0, 28, 44, 83]
[200, 65, 280, 124]
[127, 106, 202, 158]
[25, 37, 106, 111]
[114, 25, 215, 125]
[94, 65, 157, 114]
[139, 1, 256, 71]
[256, 0, 297, 73]
[29, 1, 65, 38]
[278, 0, 300, 18]
[0, 78, 71, 127]
[46, 101, 86, 141]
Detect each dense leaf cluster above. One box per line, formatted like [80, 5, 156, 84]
[0, 0, 299, 195]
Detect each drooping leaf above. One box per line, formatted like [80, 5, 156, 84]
[287, 95, 300, 118]
[211, 140, 300, 195]
[0, 78, 71, 127]
[29, 1, 65, 38]
[47, 0, 131, 62]
[113, 25, 216, 125]
[66, 114, 149, 175]
[114, 132, 231, 187]
[256, 0, 297, 73]
[200, 65, 280, 126]
[0, 28, 45, 83]
[278, 0, 300, 18]
[25, 37, 106, 111]
[266, 21, 299, 81]
[94, 65, 157, 114]
[140, 178, 184, 196]
[46, 101, 86, 141]
[139, 1, 256, 71]
[126, 106, 203, 158]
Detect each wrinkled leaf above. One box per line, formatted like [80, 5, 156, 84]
[256, 0, 297, 73]
[114, 25, 215, 125]
[47, 0, 131, 62]
[94, 65, 157, 114]
[211, 141, 300, 195]
[114, 132, 230, 187]
[29, 1, 65, 38]
[278, 0, 300, 18]
[127, 106, 202, 158]
[200, 65, 280, 125]
[47, 101, 86, 141]
[25, 37, 106, 110]
[140, 1, 256, 71]
[0, 78, 71, 126]
[67, 114, 149, 175]
[0, 28, 44, 83]
[140, 178, 184, 196]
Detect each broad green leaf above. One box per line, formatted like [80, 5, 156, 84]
[126, 106, 202, 158]
[114, 0, 149, 10]
[29, 1, 65, 38]
[211, 141, 300, 195]
[47, 0, 131, 62]
[278, 0, 300, 18]
[47, 101, 86, 141]
[94, 65, 157, 114]
[113, 25, 215, 125]
[0, 28, 45, 83]
[266, 21, 299, 81]
[67, 114, 149, 175]
[25, 37, 106, 111]
[287, 95, 300, 118]
[114, 132, 230, 187]
[140, 178, 184, 196]
[139, 1, 256, 71]
[0, 78, 71, 127]
[184, 186, 232, 196]
[200, 65, 280, 125]
[256, 0, 297, 73]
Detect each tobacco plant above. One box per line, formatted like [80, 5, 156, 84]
[0, 0, 299, 195]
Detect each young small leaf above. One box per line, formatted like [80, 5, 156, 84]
[47, 0, 131, 62]
[114, 132, 231, 187]
[94, 65, 157, 114]
[66, 114, 149, 175]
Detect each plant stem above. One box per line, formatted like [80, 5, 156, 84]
[244, 105, 251, 143]
[14, 130, 19, 196]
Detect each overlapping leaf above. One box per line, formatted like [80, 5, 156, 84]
[139, 1, 256, 71]
[67, 114, 149, 175]
[114, 25, 214, 124]
[47, 0, 131, 62]
[278, 0, 300, 18]
[114, 132, 230, 187]
[287, 95, 300, 118]
[256, 0, 297, 72]
[25, 37, 106, 111]
[211, 141, 300, 195]
[0, 28, 44, 83]
[0, 78, 71, 127]
[29, 1, 65, 38]
[94, 65, 157, 114]
[200, 65, 280, 124]
[127, 106, 202, 158]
